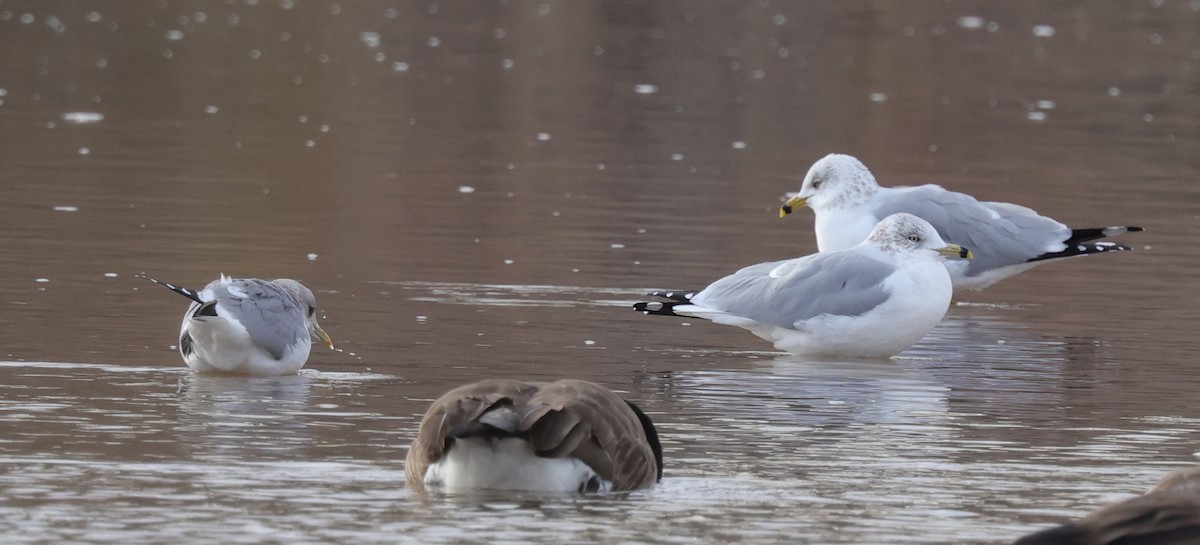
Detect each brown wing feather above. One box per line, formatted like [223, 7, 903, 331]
[523, 380, 658, 491]
[1016, 467, 1200, 545]
[1080, 491, 1200, 544]
[521, 401, 612, 480]
[406, 378, 658, 492]
[1150, 466, 1200, 494]
[405, 379, 541, 487]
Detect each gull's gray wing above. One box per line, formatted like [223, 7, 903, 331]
[205, 278, 307, 360]
[874, 185, 1070, 273]
[691, 252, 894, 329]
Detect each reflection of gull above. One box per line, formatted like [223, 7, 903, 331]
[780, 154, 1141, 291]
[175, 371, 397, 462]
[138, 274, 334, 375]
[176, 374, 313, 459]
[636, 214, 970, 358]
[661, 358, 950, 428]
[638, 309, 1085, 423]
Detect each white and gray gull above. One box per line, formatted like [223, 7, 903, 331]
[634, 213, 972, 358]
[780, 154, 1142, 291]
[137, 274, 334, 376]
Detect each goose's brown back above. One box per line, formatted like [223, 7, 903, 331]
[1015, 466, 1200, 545]
[406, 379, 660, 492]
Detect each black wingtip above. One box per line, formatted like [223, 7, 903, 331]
[136, 273, 205, 305]
[1027, 241, 1134, 263]
[1066, 226, 1144, 245]
[633, 301, 686, 317]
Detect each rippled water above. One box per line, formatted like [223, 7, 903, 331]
[3, 1, 1200, 544]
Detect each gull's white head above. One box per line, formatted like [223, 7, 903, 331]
[867, 213, 973, 260]
[780, 154, 880, 216]
[273, 279, 335, 350]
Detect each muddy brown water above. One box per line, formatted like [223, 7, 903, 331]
[2, 2, 1199, 544]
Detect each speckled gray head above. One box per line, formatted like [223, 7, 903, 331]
[868, 213, 973, 259]
[272, 278, 332, 348]
[780, 154, 880, 215]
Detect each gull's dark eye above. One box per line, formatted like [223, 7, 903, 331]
[907, 235, 921, 242]
[812, 180, 823, 189]
[307, 305, 316, 316]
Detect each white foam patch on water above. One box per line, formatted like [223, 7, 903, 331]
[957, 16, 984, 29]
[52, 205, 78, 212]
[62, 112, 104, 123]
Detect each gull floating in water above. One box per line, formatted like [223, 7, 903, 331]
[1014, 466, 1200, 545]
[634, 213, 971, 358]
[406, 379, 663, 493]
[780, 154, 1142, 291]
[137, 274, 333, 376]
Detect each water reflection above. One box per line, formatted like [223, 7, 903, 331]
[175, 374, 313, 460]
[662, 358, 950, 429]
[3, 0, 1200, 543]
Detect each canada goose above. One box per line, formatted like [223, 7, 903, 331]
[1014, 466, 1200, 545]
[406, 379, 663, 493]
[137, 274, 333, 376]
[780, 153, 1141, 291]
[634, 213, 971, 358]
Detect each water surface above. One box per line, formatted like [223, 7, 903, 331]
[2, 2, 1199, 543]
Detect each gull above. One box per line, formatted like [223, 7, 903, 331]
[780, 154, 1142, 291]
[1014, 466, 1200, 545]
[406, 379, 663, 493]
[634, 213, 971, 358]
[137, 274, 333, 376]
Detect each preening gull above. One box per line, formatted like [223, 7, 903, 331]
[137, 274, 333, 376]
[634, 213, 971, 358]
[780, 154, 1142, 291]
